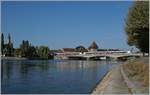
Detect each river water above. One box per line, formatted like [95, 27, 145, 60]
[1, 59, 122, 94]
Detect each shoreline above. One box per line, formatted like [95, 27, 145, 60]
[89, 70, 110, 93]
[1, 57, 51, 60]
[91, 65, 130, 94]
[1, 57, 28, 60]
[92, 68, 113, 94]
[91, 57, 149, 94]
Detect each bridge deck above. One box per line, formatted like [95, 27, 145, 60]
[67, 53, 142, 58]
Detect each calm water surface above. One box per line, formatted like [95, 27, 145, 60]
[2, 59, 121, 94]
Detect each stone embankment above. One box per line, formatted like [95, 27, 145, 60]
[92, 57, 149, 94]
[92, 65, 130, 94]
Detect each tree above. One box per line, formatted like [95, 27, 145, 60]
[28, 46, 38, 58]
[75, 45, 88, 53]
[19, 40, 39, 58]
[20, 40, 30, 57]
[125, 1, 149, 54]
[14, 48, 21, 57]
[37, 46, 50, 59]
[1, 33, 4, 55]
[5, 34, 14, 56]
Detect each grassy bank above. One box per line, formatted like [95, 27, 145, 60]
[122, 57, 149, 88]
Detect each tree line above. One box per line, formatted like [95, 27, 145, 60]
[1, 33, 52, 59]
[1, 33, 100, 59]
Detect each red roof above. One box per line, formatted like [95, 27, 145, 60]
[62, 48, 75, 52]
[88, 41, 99, 49]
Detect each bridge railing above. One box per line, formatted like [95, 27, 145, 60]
[55, 52, 142, 57]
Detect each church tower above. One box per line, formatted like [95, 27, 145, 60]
[88, 41, 99, 51]
[6, 33, 14, 56]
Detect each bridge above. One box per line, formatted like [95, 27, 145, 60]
[55, 52, 142, 61]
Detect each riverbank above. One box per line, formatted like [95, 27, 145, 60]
[92, 57, 149, 94]
[1, 57, 28, 60]
[92, 65, 130, 94]
[1, 57, 51, 60]
[122, 57, 149, 93]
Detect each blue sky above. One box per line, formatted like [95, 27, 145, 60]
[2, 1, 133, 50]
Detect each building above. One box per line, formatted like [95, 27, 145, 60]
[54, 48, 76, 59]
[1, 33, 14, 57]
[88, 41, 99, 52]
[62, 48, 75, 53]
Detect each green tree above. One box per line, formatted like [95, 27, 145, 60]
[75, 45, 88, 53]
[37, 46, 50, 59]
[125, 1, 149, 54]
[5, 34, 14, 56]
[20, 40, 30, 57]
[28, 46, 38, 58]
[1, 33, 4, 55]
[19, 40, 37, 58]
[14, 48, 21, 57]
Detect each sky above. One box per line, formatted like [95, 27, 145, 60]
[2, 1, 134, 50]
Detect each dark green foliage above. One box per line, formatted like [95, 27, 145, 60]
[1, 33, 51, 59]
[28, 46, 38, 58]
[20, 40, 38, 58]
[49, 49, 62, 53]
[5, 43, 14, 56]
[20, 40, 30, 57]
[1, 33, 4, 55]
[1, 33, 14, 56]
[14, 48, 21, 57]
[16, 41, 50, 59]
[75, 45, 88, 53]
[125, 1, 149, 53]
[37, 46, 50, 59]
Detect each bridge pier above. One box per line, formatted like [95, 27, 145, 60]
[68, 56, 87, 60]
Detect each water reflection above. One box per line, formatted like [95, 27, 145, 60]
[2, 60, 120, 94]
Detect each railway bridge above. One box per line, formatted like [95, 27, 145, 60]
[66, 53, 142, 60]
